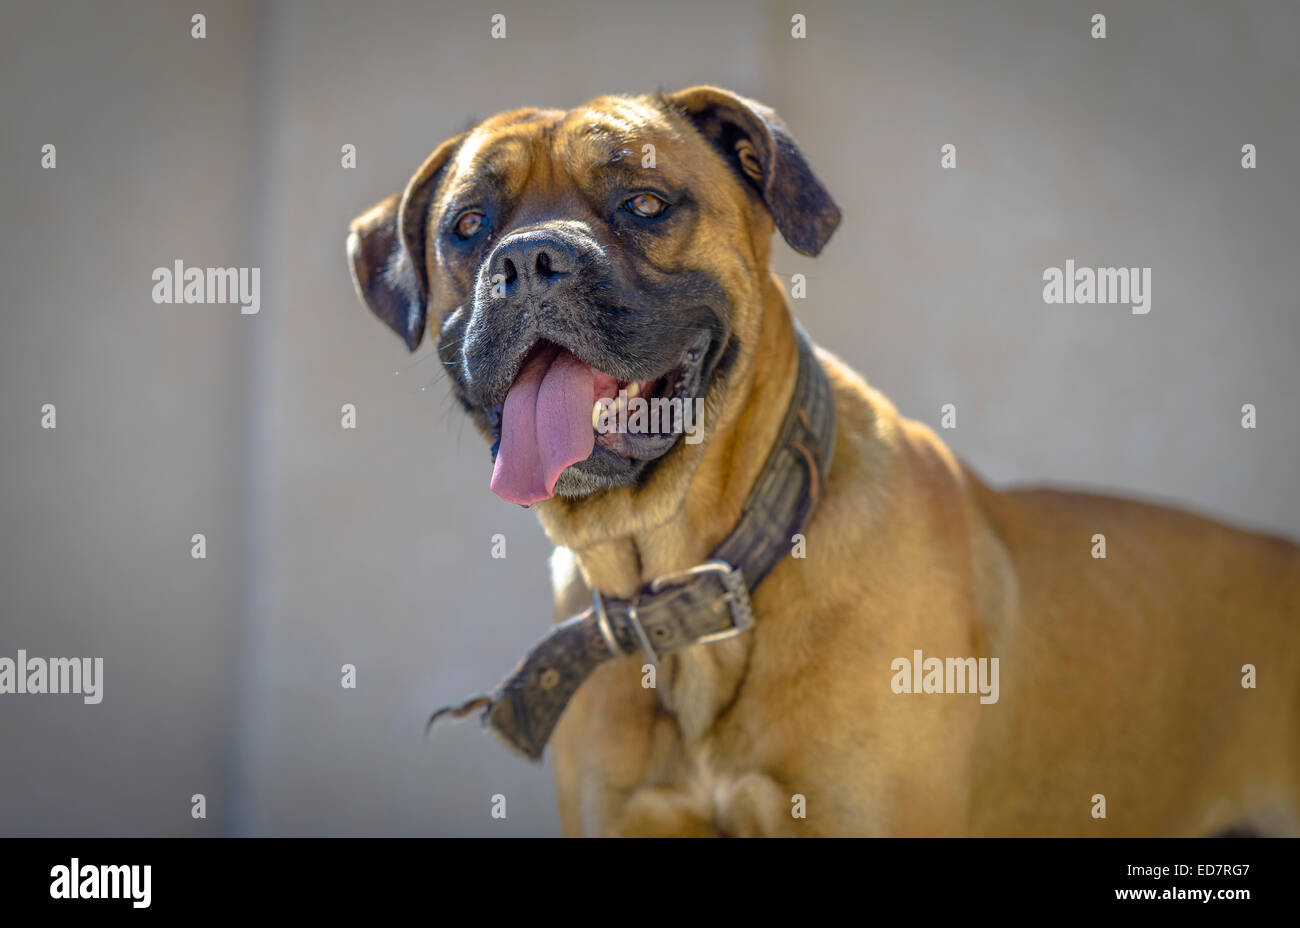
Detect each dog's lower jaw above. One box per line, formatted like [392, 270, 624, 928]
[531, 285, 791, 558]
[552, 458, 640, 498]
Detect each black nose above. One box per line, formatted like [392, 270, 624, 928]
[489, 229, 578, 297]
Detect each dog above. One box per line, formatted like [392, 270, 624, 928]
[347, 86, 1300, 836]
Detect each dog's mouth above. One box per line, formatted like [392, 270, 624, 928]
[488, 331, 712, 505]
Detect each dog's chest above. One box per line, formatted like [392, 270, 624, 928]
[671, 743, 792, 837]
[648, 646, 796, 835]
[660, 637, 751, 741]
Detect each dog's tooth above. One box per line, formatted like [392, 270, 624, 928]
[592, 401, 603, 429]
[626, 381, 640, 398]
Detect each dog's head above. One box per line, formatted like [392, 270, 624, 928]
[348, 87, 838, 509]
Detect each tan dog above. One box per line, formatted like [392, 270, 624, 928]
[348, 87, 1300, 836]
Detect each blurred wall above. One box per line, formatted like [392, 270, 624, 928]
[1, 0, 1296, 836]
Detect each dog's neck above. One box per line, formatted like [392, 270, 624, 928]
[536, 273, 800, 601]
[432, 274, 830, 752]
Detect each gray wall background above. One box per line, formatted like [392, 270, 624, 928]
[1, 0, 1296, 836]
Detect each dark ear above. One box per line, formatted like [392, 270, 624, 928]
[346, 135, 463, 350]
[666, 86, 840, 256]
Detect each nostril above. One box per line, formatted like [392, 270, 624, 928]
[501, 257, 517, 286]
[535, 250, 554, 278]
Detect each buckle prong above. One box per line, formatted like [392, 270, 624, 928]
[625, 601, 659, 667]
[594, 589, 660, 666]
[592, 589, 623, 658]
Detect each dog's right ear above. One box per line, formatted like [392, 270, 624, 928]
[346, 135, 463, 351]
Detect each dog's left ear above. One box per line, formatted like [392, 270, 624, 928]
[666, 86, 840, 256]
[347, 134, 463, 350]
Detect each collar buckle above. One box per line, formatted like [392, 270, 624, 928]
[649, 559, 755, 645]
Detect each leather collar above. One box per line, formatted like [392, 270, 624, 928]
[429, 321, 836, 761]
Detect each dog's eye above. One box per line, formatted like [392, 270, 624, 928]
[625, 193, 667, 218]
[454, 211, 486, 240]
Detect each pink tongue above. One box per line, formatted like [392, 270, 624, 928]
[491, 345, 596, 505]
